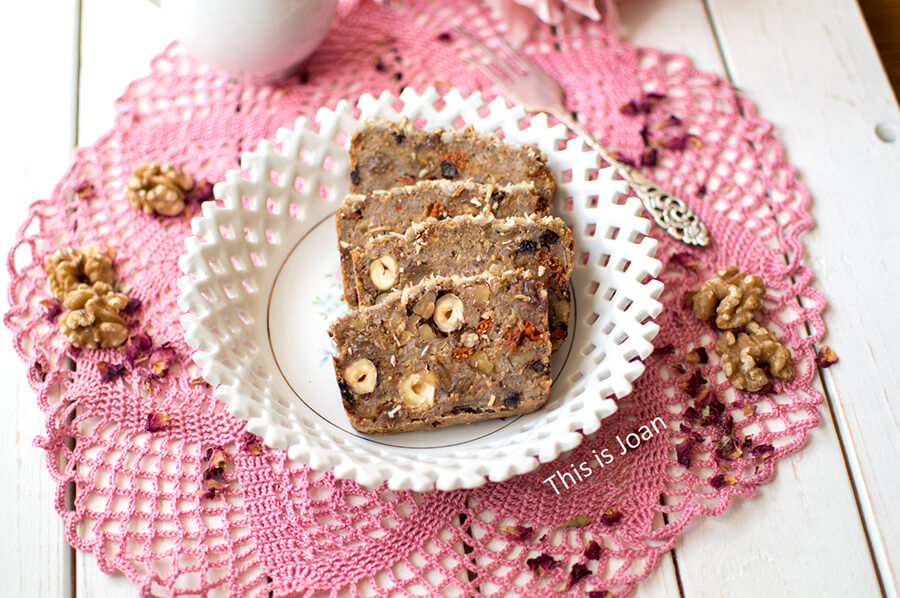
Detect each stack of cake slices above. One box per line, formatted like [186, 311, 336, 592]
[328, 118, 574, 434]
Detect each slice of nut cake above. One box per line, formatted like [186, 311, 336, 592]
[328, 271, 551, 434]
[350, 214, 574, 348]
[336, 180, 548, 307]
[349, 118, 556, 203]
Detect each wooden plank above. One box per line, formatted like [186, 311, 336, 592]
[0, 2, 81, 598]
[705, 2, 900, 595]
[75, 1, 170, 594]
[618, 4, 724, 596]
[77, 0, 169, 145]
[621, 0, 886, 596]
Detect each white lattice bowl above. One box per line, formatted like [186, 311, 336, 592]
[177, 88, 663, 491]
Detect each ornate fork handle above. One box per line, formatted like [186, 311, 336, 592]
[557, 112, 709, 246]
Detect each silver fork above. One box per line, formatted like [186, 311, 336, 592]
[455, 27, 709, 247]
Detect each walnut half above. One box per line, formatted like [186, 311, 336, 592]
[58, 285, 130, 349]
[692, 266, 764, 329]
[126, 163, 194, 216]
[44, 246, 115, 301]
[715, 321, 793, 392]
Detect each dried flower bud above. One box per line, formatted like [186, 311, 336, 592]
[240, 431, 264, 455]
[599, 508, 623, 527]
[146, 345, 177, 379]
[584, 540, 602, 561]
[97, 361, 127, 382]
[815, 345, 838, 368]
[146, 411, 171, 432]
[497, 524, 533, 542]
[525, 553, 560, 576]
[564, 562, 592, 592]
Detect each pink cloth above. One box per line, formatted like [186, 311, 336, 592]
[5, 0, 825, 596]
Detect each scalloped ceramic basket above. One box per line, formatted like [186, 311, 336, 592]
[177, 88, 663, 491]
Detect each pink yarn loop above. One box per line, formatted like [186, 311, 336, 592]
[5, 1, 824, 596]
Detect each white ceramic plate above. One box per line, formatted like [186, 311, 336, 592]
[177, 88, 663, 491]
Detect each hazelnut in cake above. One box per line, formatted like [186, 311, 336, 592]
[348, 118, 556, 204]
[336, 180, 548, 306]
[350, 214, 574, 348]
[328, 271, 552, 434]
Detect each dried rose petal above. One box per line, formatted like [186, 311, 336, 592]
[815, 345, 838, 368]
[676, 437, 695, 467]
[205, 445, 228, 471]
[41, 298, 63, 322]
[600, 508, 623, 527]
[564, 562, 592, 591]
[685, 347, 708, 364]
[715, 436, 742, 461]
[554, 513, 590, 531]
[742, 405, 757, 417]
[31, 360, 47, 383]
[618, 100, 642, 117]
[525, 553, 560, 576]
[97, 361, 127, 382]
[663, 134, 689, 151]
[74, 181, 96, 200]
[588, 591, 612, 598]
[201, 475, 228, 499]
[669, 252, 698, 268]
[697, 184, 707, 197]
[240, 431, 264, 455]
[657, 115, 683, 129]
[640, 148, 658, 167]
[584, 540, 602, 561]
[751, 443, 775, 461]
[189, 180, 214, 204]
[121, 297, 142, 317]
[189, 377, 211, 388]
[497, 524, 533, 542]
[123, 333, 153, 367]
[682, 406, 699, 423]
[710, 474, 738, 489]
[681, 370, 706, 398]
[652, 343, 675, 358]
[639, 125, 651, 147]
[608, 151, 637, 168]
[146, 345, 177, 379]
[146, 411, 171, 432]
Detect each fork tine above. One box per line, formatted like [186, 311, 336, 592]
[454, 26, 523, 79]
[463, 56, 516, 91]
[492, 33, 532, 73]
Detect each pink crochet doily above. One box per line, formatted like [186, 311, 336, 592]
[5, 1, 826, 596]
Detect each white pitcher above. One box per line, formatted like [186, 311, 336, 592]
[150, 0, 339, 83]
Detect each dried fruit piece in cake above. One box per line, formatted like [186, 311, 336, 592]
[328, 271, 552, 434]
[351, 214, 574, 348]
[336, 180, 549, 306]
[349, 118, 556, 203]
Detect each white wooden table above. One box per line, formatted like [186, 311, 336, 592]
[2, 1, 898, 596]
